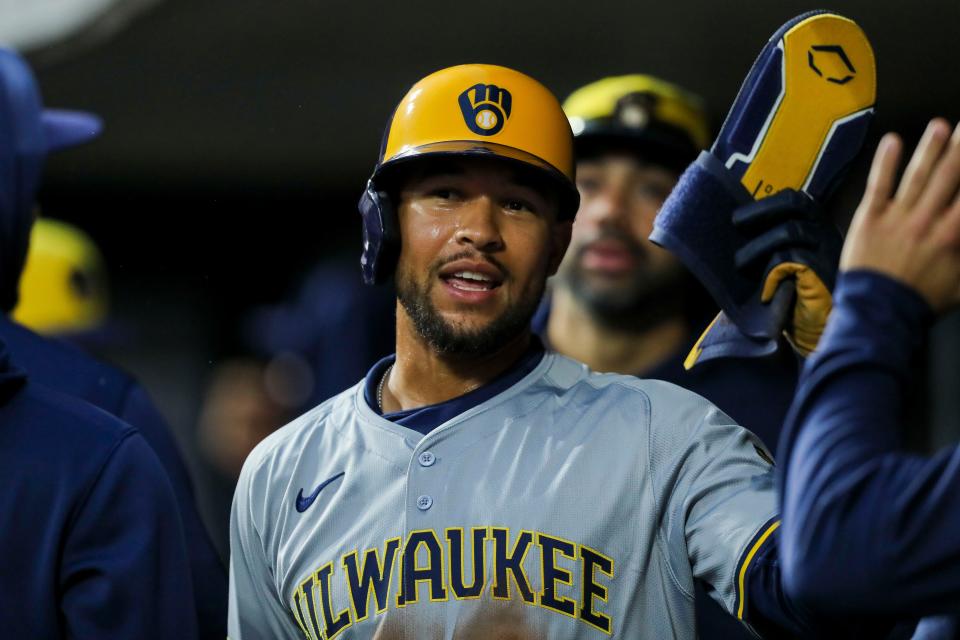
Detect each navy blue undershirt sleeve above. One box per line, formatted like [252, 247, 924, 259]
[742, 528, 813, 639]
[743, 528, 907, 638]
[777, 270, 960, 616]
[62, 431, 198, 639]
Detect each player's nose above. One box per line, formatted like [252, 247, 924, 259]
[580, 183, 632, 231]
[454, 196, 504, 252]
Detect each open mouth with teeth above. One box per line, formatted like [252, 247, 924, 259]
[440, 270, 503, 292]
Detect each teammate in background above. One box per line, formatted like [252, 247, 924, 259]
[197, 261, 396, 478]
[0, 335, 198, 638]
[779, 119, 960, 633]
[13, 217, 109, 337]
[196, 261, 395, 552]
[241, 261, 397, 413]
[534, 75, 799, 639]
[0, 48, 227, 636]
[538, 75, 798, 454]
[229, 64, 890, 639]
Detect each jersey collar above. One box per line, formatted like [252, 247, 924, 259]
[361, 336, 546, 436]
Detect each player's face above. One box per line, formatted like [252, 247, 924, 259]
[394, 158, 569, 355]
[557, 153, 685, 322]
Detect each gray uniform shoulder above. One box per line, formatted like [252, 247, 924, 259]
[546, 358, 777, 616]
[593, 372, 748, 466]
[545, 353, 734, 430]
[633, 377, 738, 430]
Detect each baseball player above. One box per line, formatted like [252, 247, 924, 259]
[533, 74, 799, 640]
[229, 64, 889, 639]
[0, 48, 227, 636]
[777, 119, 960, 632]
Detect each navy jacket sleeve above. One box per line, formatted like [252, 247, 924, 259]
[743, 528, 911, 638]
[62, 429, 199, 639]
[777, 271, 960, 616]
[118, 384, 228, 638]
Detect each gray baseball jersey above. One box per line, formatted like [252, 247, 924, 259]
[229, 352, 778, 639]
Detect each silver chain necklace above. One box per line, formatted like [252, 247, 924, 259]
[377, 363, 394, 412]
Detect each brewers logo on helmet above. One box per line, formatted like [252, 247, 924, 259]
[563, 74, 711, 172]
[358, 64, 578, 284]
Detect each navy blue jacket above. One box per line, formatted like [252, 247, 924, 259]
[779, 271, 960, 619]
[0, 315, 227, 638]
[0, 340, 197, 639]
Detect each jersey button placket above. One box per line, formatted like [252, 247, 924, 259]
[411, 448, 437, 514]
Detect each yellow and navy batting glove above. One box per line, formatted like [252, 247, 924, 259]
[684, 190, 842, 368]
[650, 11, 874, 368]
[733, 189, 842, 356]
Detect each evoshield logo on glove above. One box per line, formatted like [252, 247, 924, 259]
[807, 45, 856, 85]
[458, 84, 512, 136]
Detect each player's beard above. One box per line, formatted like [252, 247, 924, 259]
[396, 254, 546, 358]
[557, 229, 686, 333]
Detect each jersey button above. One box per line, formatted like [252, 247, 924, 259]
[416, 495, 433, 511]
[418, 451, 436, 467]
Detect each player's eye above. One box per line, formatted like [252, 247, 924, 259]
[634, 182, 671, 202]
[577, 176, 602, 194]
[503, 198, 536, 214]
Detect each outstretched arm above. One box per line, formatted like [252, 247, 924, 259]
[779, 119, 960, 616]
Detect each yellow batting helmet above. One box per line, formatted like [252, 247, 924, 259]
[563, 74, 711, 172]
[12, 218, 108, 335]
[358, 64, 578, 284]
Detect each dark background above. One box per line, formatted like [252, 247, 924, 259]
[20, 0, 960, 555]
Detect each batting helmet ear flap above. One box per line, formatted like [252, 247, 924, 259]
[358, 180, 400, 285]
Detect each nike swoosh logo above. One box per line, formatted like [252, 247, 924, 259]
[296, 471, 345, 513]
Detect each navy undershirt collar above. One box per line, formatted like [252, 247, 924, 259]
[363, 337, 546, 435]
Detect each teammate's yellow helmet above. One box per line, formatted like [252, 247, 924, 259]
[359, 64, 578, 284]
[12, 218, 108, 335]
[562, 74, 711, 171]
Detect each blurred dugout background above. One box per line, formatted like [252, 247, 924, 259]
[6, 0, 959, 559]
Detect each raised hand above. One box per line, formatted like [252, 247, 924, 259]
[841, 119, 960, 312]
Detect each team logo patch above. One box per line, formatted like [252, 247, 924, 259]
[458, 83, 512, 136]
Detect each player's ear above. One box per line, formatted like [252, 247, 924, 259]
[547, 219, 573, 277]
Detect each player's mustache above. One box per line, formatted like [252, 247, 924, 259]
[431, 250, 510, 281]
